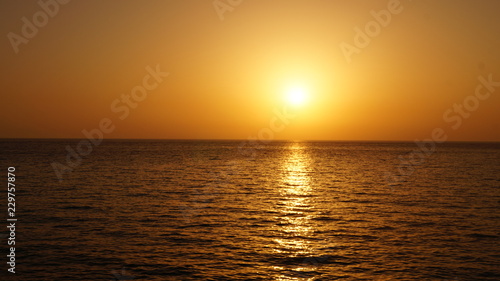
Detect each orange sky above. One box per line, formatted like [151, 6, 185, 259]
[1, 0, 499, 141]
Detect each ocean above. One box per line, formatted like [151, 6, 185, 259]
[1, 140, 499, 280]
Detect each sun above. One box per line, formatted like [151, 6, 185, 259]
[286, 85, 309, 106]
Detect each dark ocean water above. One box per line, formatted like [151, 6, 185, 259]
[0, 140, 499, 280]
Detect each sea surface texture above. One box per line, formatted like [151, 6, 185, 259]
[1, 140, 499, 280]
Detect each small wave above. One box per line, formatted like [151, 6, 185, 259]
[60, 205, 94, 210]
[312, 216, 340, 221]
[465, 233, 498, 239]
[372, 226, 395, 231]
[268, 254, 353, 266]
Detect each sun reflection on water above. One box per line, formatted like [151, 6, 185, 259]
[272, 142, 318, 279]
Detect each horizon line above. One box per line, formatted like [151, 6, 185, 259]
[0, 137, 499, 143]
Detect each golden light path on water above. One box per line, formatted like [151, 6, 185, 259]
[273, 142, 317, 280]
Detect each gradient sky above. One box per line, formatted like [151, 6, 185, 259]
[1, 0, 499, 141]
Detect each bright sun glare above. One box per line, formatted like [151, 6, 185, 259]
[286, 85, 308, 106]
